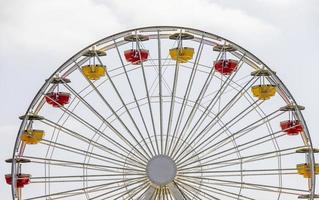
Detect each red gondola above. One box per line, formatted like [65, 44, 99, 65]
[214, 59, 238, 75]
[280, 120, 303, 135]
[45, 92, 70, 107]
[124, 49, 149, 65]
[5, 174, 31, 188]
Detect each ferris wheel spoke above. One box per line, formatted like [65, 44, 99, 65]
[191, 150, 298, 174]
[24, 177, 142, 200]
[86, 180, 147, 200]
[198, 71, 277, 157]
[41, 118, 144, 165]
[182, 76, 258, 155]
[112, 182, 149, 200]
[74, 62, 142, 100]
[212, 125, 285, 161]
[78, 178, 145, 200]
[230, 50, 259, 71]
[89, 179, 147, 200]
[44, 97, 133, 160]
[185, 100, 262, 162]
[207, 183, 299, 197]
[177, 177, 256, 200]
[169, 53, 246, 159]
[62, 56, 91, 77]
[73, 61, 151, 162]
[140, 186, 156, 200]
[163, 188, 171, 200]
[201, 73, 250, 104]
[166, 35, 205, 156]
[175, 179, 221, 200]
[22, 155, 144, 174]
[165, 34, 184, 156]
[179, 145, 304, 171]
[184, 151, 298, 174]
[31, 173, 145, 181]
[181, 104, 282, 166]
[32, 178, 145, 184]
[195, 101, 264, 150]
[171, 64, 249, 161]
[89, 178, 148, 200]
[167, 182, 188, 200]
[133, 42, 161, 156]
[39, 139, 145, 170]
[125, 182, 150, 200]
[242, 151, 297, 166]
[94, 50, 154, 159]
[166, 52, 219, 157]
[173, 182, 202, 200]
[67, 60, 142, 103]
[173, 75, 258, 162]
[45, 184, 112, 200]
[50, 75, 149, 164]
[178, 176, 308, 195]
[157, 30, 166, 159]
[178, 110, 283, 168]
[30, 160, 139, 174]
[148, 63, 173, 96]
[165, 32, 196, 156]
[175, 99, 260, 166]
[180, 167, 296, 177]
[211, 56, 246, 111]
[196, 130, 285, 168]
[113, 39, 157, 157]
[183, 112, 283, 168]
[141, 35, 173, 95]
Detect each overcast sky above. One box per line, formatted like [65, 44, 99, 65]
[1, 0, 318, 198]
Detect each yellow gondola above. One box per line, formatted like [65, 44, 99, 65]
[169, 47, 194, 63]
[251, 84, 276, 100]
[82, 65, 106, 80]
[21, 130, 45, 144]
[297, 163, 319, 178]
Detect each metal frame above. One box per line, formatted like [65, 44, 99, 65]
[9, 26, 316, 200]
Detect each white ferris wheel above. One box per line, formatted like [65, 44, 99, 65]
[5, 26, 319, 200]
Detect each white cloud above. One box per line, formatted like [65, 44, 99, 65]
[0, 0, 279, 57]
[104, 0, 279, 40]
[0, 0, 124, 55]
[255, 0, 293, 4]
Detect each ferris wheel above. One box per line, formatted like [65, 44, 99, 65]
[5, 26, 319, 200]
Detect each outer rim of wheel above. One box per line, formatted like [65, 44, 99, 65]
[10, 26, 316, 199]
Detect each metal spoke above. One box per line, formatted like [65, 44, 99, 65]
[179, 145, 304, 171]
[44, 89, 147, 164]
[166, 35, 204, 156]
[135, 39, 160, 156]
[40, 118, 145, 167]
[173, 73, 257, 162]
[40, 139, 144, 171]
[177, 177, 256, 200]
[176, 108, 282, 167]
[178, 176, 308, 194]
[74, 59, 152, 161]
[169, 54, 247, 159]
[24, 177, 142, 200]
[166, 32, 183, 155]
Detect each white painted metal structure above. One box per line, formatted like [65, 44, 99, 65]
[8, 26, 317, 199]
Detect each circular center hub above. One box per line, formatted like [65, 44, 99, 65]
[146, 155, 177, 186]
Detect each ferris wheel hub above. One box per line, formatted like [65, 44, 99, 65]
[146, 155, 177, 186]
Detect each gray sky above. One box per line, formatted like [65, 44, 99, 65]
[1, 0, 318, 198]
